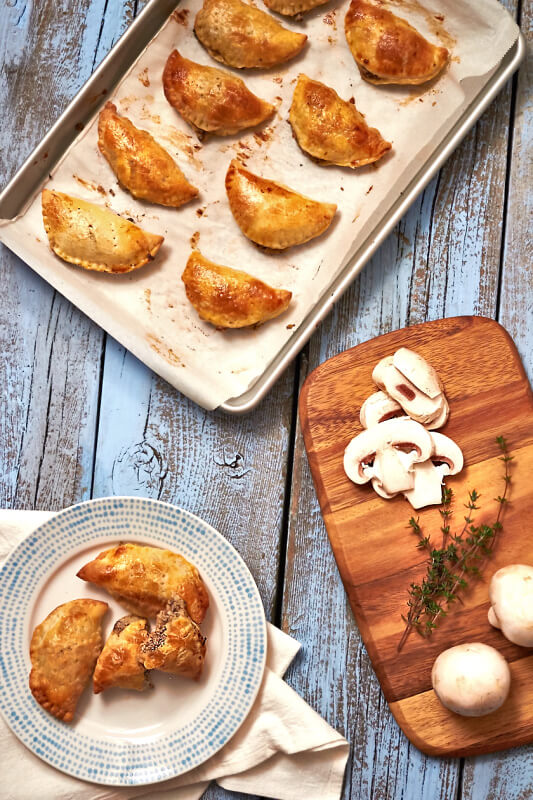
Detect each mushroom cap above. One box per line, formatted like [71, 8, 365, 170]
[431, 642, 511, 717]
[393, 347, 444, 398]
[360, 391, 403, 428]
[426, 396, 450, 430]
[429, 431, 464, 476]
[344, 417, 433, 485]
[488, 564, 533, 647]
[372, 357, 444, 425]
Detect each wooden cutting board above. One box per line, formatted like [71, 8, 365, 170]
[299, 316, 533, 757]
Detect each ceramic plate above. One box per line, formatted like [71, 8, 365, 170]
[0, 497, 267, 785]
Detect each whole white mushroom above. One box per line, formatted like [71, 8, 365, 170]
[488, 564, 533, 647]
[431, 643, 511, 717]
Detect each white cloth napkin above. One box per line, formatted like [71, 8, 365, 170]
[0, 510, 349, 800]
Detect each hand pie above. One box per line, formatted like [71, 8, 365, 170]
[41, 189, 164, 273]
[225, 159, 337, 249]
[263, 0, 328, 16]
[182, 250, 292, 328]
[289, 74, 392, 168]
[98, 102, 198, 208]
[141, 598, 206, 679]
[29, 599, 108, 722]
[93, 615, 150, 694]
[345, 0, 449, 85]
[77, 542, 209, 624]
[163, 50, 274, 135]
[194, 0, 307, 69]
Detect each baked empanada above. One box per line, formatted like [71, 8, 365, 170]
[141, 598, 206, 679]
[225, 159, 337, 249]
[77, 542, 209, 624]
[41, 189, 164, 273]
[345, 0, 449, 85]
[194, 0, 307, 69]
[289, 74, 392, 168]
[182, 250, 292, 328]
[98, 102, 198, 208]
[93, 615, 150, 694]
[263, 0, 328, 16]
[29, 599, 108, 722]
[163, 50, 274, 135]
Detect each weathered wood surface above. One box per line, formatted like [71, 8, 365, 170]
[0, 0, 530, 797]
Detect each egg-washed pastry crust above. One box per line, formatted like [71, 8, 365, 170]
[289, 74, 392, 168]
[182, 250, 292, 328]
[41, 189, 164, 273]
[194, 0, 307, 69]
[77, 542, 209, 624]
[98, 102, 198, 208]
[141, 598, 206, 679]
[93, 615, 151, 694]
[29, 599, 108, 722]
[345, 0, 449, 85]
[263, 0, 329, 17]
[163, 50, 274, 135]
[225, 159, 337, 249]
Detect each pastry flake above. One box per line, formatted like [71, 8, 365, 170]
[289, 74, 392, 168]
[163, 50, 274, 135]
[98, 102, 198, 208]
[194, 0, 307, 69]
[77, 542, 209, 624]
[141, 598, 206, 679]
[182, 250, 292, 328]
[263, 0, 329, 16]
[29, 598, 108, 722]
[93, 615, 150, 694]
[225, 158, 337, 249]
[41, 189, 164, 273]
[345, 0, 449, 85]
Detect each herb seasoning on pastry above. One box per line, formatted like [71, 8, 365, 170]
[182, 250, 292, 328]
[289, 74, 392, 168]
[29, 599, 108, 722]
[93, 615, 151, 694]
[41, 189, 164, 273]
[97, 102, 198, 208]
[263, 0, 329, 17]
[163, 50, 274, 135]
[345, 0, 449, 85]
[141, 598, 206, 679]
[194, 0, 307, 69]
[77, 542, 209, 624]
[225, 159, 337, 249]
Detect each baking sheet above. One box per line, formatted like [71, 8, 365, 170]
[0, 0, 519, 410]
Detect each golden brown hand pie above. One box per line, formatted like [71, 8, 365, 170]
[29, 599, 108, 722]
[182, 250, 292, 328]
[163, 50, 274, 135]
[345, 0, 449, 85]
[98, 102, 198, 208]
[194, 0, 307, 68]
[263, 0, 328, 16]
[289, 74, 392, 168]
[93, 615, 150, 694]
[141, 598, 206, 679]
[77, 542, 209, 624]
[225, 159, 337, 249]
[41, 189, 164, 273]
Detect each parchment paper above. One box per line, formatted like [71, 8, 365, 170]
[0, 0, 519, 409]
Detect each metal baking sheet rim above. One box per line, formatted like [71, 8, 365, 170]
[0, 0, 524, 414]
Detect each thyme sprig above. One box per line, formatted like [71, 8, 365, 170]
[397, 436, 512, 652]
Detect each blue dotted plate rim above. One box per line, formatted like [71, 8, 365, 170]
[0, 497, 267, 786]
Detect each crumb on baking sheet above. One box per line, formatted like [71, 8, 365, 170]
[146, 333, 183, 366]
[144, 288, 152, 311]
[138, 67, 150, 87]
[172, 8, 190, 25]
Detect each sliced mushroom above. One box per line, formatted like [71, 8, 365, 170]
[360, 391, 403, 428]
[372, 356, 444, 425]
[488, 565, 533, 647]
[393, 348, 444, 399]
[344, 417, 433, 496]
[403, 431, 464, 509]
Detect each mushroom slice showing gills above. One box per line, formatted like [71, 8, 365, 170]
[344, 417, 433, 497]
[372, 355, 448, 428]
[225, 159, 337, 249]
[360, 391, 403, 428]
[403, 431, 464, 509]
[488, 565, 533, 647]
